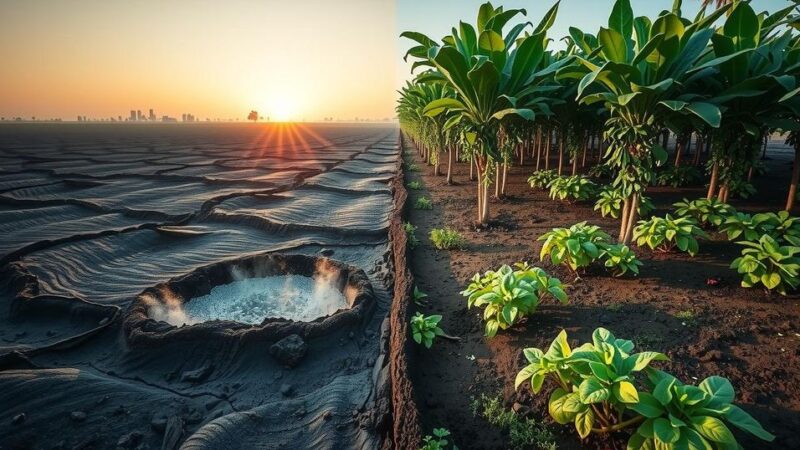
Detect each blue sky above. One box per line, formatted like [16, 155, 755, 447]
[395, 0, 794, 89]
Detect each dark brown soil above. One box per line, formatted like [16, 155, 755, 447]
[402, 141, 800, 450]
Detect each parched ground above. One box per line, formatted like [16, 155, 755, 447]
[403, 140, 800, 449]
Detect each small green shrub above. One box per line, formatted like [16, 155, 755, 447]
[599, 243, 643, 277]
[461, 263, 567, 337]
[768, 210, 800, 242]
[406, 162, 419, 172]
[516, 328, 775, 448]
[673, 198, 735, 227]
[730, 234, 800, 295]
[594, 187, 654, 219]
[633, 214, 708, 256]
[515, 328, 668, 440]
[629, 371, 774, 449]
[656, 165, 701, 187]
[527, 170, 558, 189]
[412, 285, 428, 306]
[408, 180, 423, 190]
[410, 312, 445, 349]
[720, 212, 777, 242]
[420, 428, 458, 450]
[538, 222, 611, 273]
[430, 228, 465, 250]
[415, 196, 433, 210]
[404, 222, 419, 249]
[471, 394, 556, 450]
[547, 175, 597, 203]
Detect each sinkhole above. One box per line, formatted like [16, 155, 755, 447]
[124, 253, 375, 346]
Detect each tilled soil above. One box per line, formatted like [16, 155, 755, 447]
[403, 141, 800, 450]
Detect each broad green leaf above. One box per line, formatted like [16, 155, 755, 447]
[685, 102, 721, 128]
[690, 416, 736, 444]
[478, 30, 505, 52]
[549, 388, 577, 424]
[599, 27, 628, 63]
[608, 0, 633, 39]
[725, 405, 775, 442]
[423, 98, 465, 117]
[654, 418, 680, 444]
[579, 377, 610, 404]
[631, 392, 666, 418]
[699, 376, 735, 405]
[575, 408, 595, 439]
[613, 380, 640, 403]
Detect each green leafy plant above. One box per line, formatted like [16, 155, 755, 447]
[599, 243, 642, 277]
[406, 162, 419, 172]
[407, 180, 423, 190]
[594, 187, 654, 219]
[547, 175, 597, 203]
[430, 227, 465, 250]
[767, 211, 800, 243]
[587, 164, 614, 179]
[628, 370, 775, 449]
[516, 328, 775, 448]
[471, 394, 556, 450]
[730, 234, 800, 295]
[538, 222, 611, 274]
[412, 285, 428, 306]
[720, 212, 777, 242]
[656, 165, 701, 187]
[415, 196, 433, 210]
[410, 312, 445, 349]
[673, 198, 735, 228]
[404, 222, 419, 249]
[420, 428, 458, 450]
[528, 170, 558, 189]
[515, 328, 668, 439]
[461, 263, 567, 337]
[633, 215, 708, 256]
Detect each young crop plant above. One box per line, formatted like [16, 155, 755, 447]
[516, 327, 775, 447]
[633, 215, 708, 256]
[407, 180, 423, 190]
[538, 222, 611, 274]
[461, 263, 567, 337]
[599, 243, 642, 277]
[412, 285, 429, 306]
[628, 371, 774, 449]
[420, 428, 458, 450]
[527, 170, 558, 190]
[405, 162, 419, 172]
[429, 228, 465, 250]
[594, 187, 654, 219]
[730, 234, 800, 295]
[410, 312, 445, 349]
[515, 328, 669, 440]
[767, 211, 800, 243]
[656, 165, 701, 188]
[547, 175, 597, 203]
[673, 198, 735, 228]
[720, 212, 778, 242]
[404, 222, 420, 249]
[415, 196, 433, 210]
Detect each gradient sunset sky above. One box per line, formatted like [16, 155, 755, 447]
[0, 0, 793, 122]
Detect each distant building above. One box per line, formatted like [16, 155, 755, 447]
[136, 110, 143, 121]
[77, 116, 83, 122]
[130, 110, 136, 121]
[162, 115, 177, 123]
[149, 109, 155, 121]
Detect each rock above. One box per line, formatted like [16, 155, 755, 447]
[116, 431, 143, 449]
[280, 383, 294, 397]
[161, 416, 184, 450]
[204, 398, 222, 410]
[70, 411, 87, 422]
[319, 248, 334, 256]
[11, 413, 25, 425]
[269, 334, 307, 368]
[180, 363, 213, 383]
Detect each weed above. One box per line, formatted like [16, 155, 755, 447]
[404, 222, 419, 249]
[415, 196, 433, 210]
[675, 309, 697, 326]
[430, 227, 465, 250]
[470, 394, 556, 450]
[408, 180, 423, 190]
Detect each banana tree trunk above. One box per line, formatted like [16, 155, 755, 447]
[786, 142, 800, 212]
[619, 197, 630, 242]
[572, 151, 578, 176]
[446, 146, 454, 185]
[674, 138, 684, 167]
[557, 133, 564, 176]
[622, 194, 639, 244]
[707, 162, 719, 200]
[581, 134, 588, 168]
[501, 161, 508, 195]
[535, 129, 542, 171]
[544, 130, 551, 171]
[495, 163, 501, 198]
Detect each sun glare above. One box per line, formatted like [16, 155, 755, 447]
[268, 95, 298, 122]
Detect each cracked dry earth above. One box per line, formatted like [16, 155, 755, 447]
[0, 123, 399, 450]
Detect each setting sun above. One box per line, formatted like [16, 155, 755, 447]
[267, 95, 299, 122]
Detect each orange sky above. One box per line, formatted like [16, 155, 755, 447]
[0, 0, 398, 121]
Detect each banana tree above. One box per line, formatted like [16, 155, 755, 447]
[689, 2, 800, 203]
[573, 0, 726, 243]
[402, 1, 563, 225]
